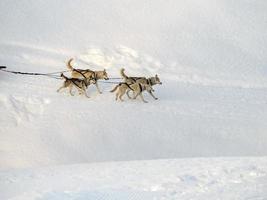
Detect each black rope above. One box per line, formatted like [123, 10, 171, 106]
[109, 77, 122, 80]
[47, 75, 62, 80]
[97, 80, 121, 84]
[0, 66, 121, 82]
[0, 67, 64, 79]
[42, 70, 71, 75]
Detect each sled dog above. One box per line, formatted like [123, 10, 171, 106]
[120, 68, 162, 100]
[110, 82, 154, 103]
[57, 73, 96, 98]
[67, 58, 109, 93]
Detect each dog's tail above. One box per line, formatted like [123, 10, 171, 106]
[120, 68, 128, 79]
[66, 58, 74, 70]
[110, 84, 120, 93]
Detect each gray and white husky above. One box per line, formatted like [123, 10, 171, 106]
[110, 82, 154, 103]
[57, 73, 96, 98]
[120, 68, 162, 100]
[66, 58, 109, 94]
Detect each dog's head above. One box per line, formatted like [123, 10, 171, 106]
[90, 77, 97, 84]
[155, 74, 162, 85]
[86, 76, 96, 85]
[101, 69, 109, 80]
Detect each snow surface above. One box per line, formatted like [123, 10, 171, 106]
[1, 158, 267, 200]
[0, 0, 267, 199]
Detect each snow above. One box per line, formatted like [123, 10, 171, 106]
[0, 0, 267, 199]
[1, 76, 266, 169]
[1, 158, 267, 200]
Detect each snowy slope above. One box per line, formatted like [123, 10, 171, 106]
[1, 46, 267, 169]
[0, 0, 267, 199]
[1, 69, 267, 169]
[1, 158, 267, 200]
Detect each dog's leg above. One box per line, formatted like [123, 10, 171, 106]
[126, 90, 133, 99]
[69, 85, 74, 96]
[115, 92, 119, 101]
[78, 89, 82, 95]
[119, 93, 125, 101]
[119, 90, 126, 101]
[79, 84, 89, 98]
[133, 92, 139, 99]
[139, 93, 148, 103]
[57, 85, 65, 92]
[95, 82, 102, 94]
[148, 91, 158, 100]
[84, 90, 90, 98]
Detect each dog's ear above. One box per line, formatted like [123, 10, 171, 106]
[104, 69, 106, 72]
[155, 74, 158, 77]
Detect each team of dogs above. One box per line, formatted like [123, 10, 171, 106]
[57, 58, 162, 103]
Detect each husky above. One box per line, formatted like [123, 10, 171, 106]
[120, 68, 162, 100]
[67, 58, 109, 94]
[57, 73, 96, 98]
[110, 82, 154, 103]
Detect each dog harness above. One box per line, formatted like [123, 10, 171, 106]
[146, 78, 153, 86]
[120, 82, 134, 91]
[138, 83, 143, 92]
[73, 69, 88, 79]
